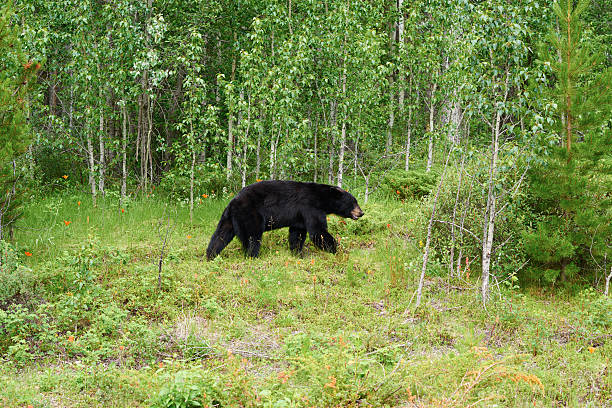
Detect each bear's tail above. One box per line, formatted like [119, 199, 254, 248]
[206, 206, 235, 260]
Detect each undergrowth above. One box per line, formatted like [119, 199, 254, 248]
[0, 192, 609, 407]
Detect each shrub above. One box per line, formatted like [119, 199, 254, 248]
[380, 169, 437, 200]
[0, 240, 38, 307]
[158, 164, 239, 201]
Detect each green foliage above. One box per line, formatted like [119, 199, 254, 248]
[0, 1, 38, 239]
[158, 164, 236, 201]
[152, 371, 205, 408]
[0, 240, 37, 306]
[381, 169, 437, 200]
[524, 0, 612, 284]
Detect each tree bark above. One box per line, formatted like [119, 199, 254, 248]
[449, 153, 465, 276]
[416, 146, 453, 308]
[481, 69, 509, 307]
[87, 128, 97, 207]
[405, 107, 411, 171]
[328, 101, 337, 185]
[98, 97, 105, 197]
[337, 34, 347, 188]
[426, 82, 437, 172]
[120, 103, 127, 207]
[226, 32, 237, 180]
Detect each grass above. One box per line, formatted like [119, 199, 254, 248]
[0, 191, 609, 407]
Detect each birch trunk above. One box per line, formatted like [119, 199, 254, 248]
[416, 147, 453, 307]
[314, 118, 318, 182]
[98, 103, 105, 197]
[426, 83, 437, 172]
[481, 121, 499, 306]
[386, 90, 395, 154]
[328, 101, 337, 185]
[449, 153, 465, 276]
[189, 148, 195, 224]
[87, 129, 97, 207]
[405, 107, 411, 171]
[481, 70, 509, 306]
[241, 93, 251, 188]
[337, 35, 347, 188]
[120, 103, 127, 207]
[226, 32, 237, 180]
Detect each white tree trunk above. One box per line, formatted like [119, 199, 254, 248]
[481, 70, 509, 307]
[416, 146, 453, 307]
[241, 93, 251, 188]
[426, 83, 437, 172]
[98, 106, 105, 196]
[397, 0, 405, 111]
[87, 129, 97, 207]
[386, 91, 395, 155]
[337, 40, 347, 188]
[449, 154, 465, 276]
[405, 107, 411, 171]
[189, 148, 195, 223]
[481, 133, 498, 306]
[328, 101, 337, 185]
[120, 103, 127, 207]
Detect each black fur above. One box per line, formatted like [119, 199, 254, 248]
[206, 180, 364, 259]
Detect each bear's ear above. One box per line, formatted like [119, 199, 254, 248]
[333, 186, 346, 193]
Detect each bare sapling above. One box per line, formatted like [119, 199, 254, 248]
[416, 146, 454, 308]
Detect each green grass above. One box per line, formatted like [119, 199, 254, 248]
[0, 192, 609, 407]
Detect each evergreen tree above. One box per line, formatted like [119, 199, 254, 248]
[0, 1, 38, 239]
[523, 0, 612, 284]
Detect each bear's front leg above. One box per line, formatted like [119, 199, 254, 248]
[289, 226, 307, 254]
[311, 230, 337, 253]
[305, 213, 337, 253]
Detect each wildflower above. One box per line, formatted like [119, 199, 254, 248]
[278, 372, 289, 384]
[419, 240, 424, 247]
[68, 335, 75, 342]
[588, 346, 595, 354]
[25, 251, 32, 257]
[77, 201, 81, 206]
[396, 190, 400, 195]
[256, 179, 262, 182]
[324, 376, 337, 389]
[35, 63, 41, 70]
[187, 235, 192, 239]
[119, 345, 125, 350]
[387, 223, 391, 228]
[158, 362, 164, 368]
[64, 220, 71, 226]
[62, 175, 68, 179]
[121, 208, 125, 213]
[24, 61, 33, 69]
[409, 218, 414, 222]
[310, 259, 315, 265]
[202, 193, 208, 198]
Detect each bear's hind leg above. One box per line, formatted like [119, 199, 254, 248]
[233, 212, 264, 258]
[289, 227, 307, 254]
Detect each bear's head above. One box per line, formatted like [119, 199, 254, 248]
[330, 186, 364, 220]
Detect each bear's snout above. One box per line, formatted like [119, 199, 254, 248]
[351, 206, 364, 220]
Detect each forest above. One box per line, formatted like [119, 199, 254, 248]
[1, 0, 611, 406]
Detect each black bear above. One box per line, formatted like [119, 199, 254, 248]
[206, 180, 364, 259]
